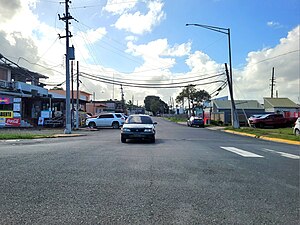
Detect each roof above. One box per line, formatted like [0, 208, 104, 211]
[213, 100, 264, 110]
[264, 98, 298, 108]
[0, 63, 48, 80]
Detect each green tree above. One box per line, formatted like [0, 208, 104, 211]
[175, 85, 211, 115]
[144, 95, 168, 115]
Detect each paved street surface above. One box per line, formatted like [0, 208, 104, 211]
[0, 118, 299, 224]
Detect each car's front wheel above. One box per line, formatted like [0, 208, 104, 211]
[295, 129, 300, 136]
[88, 122, 96, 129]
[112, 122, 120, 129]
[121, 137, 126, 143]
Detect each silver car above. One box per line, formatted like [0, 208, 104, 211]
[121, 115, 157, 143]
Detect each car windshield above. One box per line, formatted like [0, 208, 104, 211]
[127, 116, 153, 124]
[259, 114, 270, 118]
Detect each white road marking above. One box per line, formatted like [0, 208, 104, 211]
[1, 140, 20, 142]
[220, 147, 264, 158]
[263, 148, 300, 160]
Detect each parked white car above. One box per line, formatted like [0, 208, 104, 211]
[293, 117, 300, 136]
[85, 113, 125, 129]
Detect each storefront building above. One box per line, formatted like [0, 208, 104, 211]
[0, 63, 50, 127]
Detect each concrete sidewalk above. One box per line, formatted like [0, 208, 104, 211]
[0, 127, 98, 138]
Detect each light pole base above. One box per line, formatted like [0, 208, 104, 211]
[64, 124, 72, 134]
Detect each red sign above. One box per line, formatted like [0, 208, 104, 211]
[6, 118, 21, 127]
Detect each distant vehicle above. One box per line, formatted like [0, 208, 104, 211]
[248, 113, 296, 128]
[121, 115, 157, 143]
[187, 116, 204, 128]
[293, 117, 300, 136]
[85, 113, 125, 129]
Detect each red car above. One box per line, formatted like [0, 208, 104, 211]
[248, 114, 287, 128]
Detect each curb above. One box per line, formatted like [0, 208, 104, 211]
[52, 134, 87, 138]
[223, 130, 300, 146]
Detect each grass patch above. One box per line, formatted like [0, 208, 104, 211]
[0, 133, 50, 140]
[225, 127, 300, 142]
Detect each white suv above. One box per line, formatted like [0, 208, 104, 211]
[85, 113, 125, 129]
[293, 117, 300, 136]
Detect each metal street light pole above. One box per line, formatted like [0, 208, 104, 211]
[186, 23, 239, 128]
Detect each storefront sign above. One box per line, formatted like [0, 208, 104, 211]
[41, 111, 51, 118]
[14, 98, 21, 103]
[6, 118, 21, 127]
[0, 97, 10, 104]
[0, 111, 13, 118]
[13, 103, 21, 111]
[0, 118, 5, 126]
[38, 117, 44, 126]
[13, 112, 21, 118]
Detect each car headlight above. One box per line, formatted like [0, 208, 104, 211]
[144, 128, 153, 133]
[122, 128, 131, 132]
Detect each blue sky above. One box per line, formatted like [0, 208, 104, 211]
[0, 0, 299, 104]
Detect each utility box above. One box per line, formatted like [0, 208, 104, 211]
[69, 46, 75, 60]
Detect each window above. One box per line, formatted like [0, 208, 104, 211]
[99, 114, 114, 119]
[115, 114, 122, 118]
[0, 68, 8, 81]
[128, 116, 153, 124]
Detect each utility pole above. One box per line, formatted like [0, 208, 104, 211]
[76, 61, 79, 129]
[58, 0, 75, 134]
[120, 84, 125, 113]
[225, 63, 239, 128]
[71, 60, 74, 129]
[93, 92, 96, 115]
[187, 86, 191, 117]
[270, 67, 275, 98]
[112, 73, 115, 100]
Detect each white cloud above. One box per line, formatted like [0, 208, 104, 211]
[267, 21, 282, 28]
[103, 0, 138, 15]
[126, 38, 191, 72]
[186, 51, 223, 73]
[163, 42, 192, 57]
[234, 25, 300, 103]
[114, 0, 165, 35]
[73, 27, 107, 60]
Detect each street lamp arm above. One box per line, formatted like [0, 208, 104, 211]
[186, 23, 229, 35]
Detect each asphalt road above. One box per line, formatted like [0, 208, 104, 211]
[0, 118, 299, 224]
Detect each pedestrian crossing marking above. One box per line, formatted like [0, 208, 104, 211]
[263, 148, 300, 160]
[220, 147, 264, 158]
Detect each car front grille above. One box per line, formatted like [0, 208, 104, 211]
[130, 128, 144, 132]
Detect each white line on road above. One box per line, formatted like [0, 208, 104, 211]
[0, 140, 20, 142]
[220, 147, 264, 158]
[263, 148, 300, 159]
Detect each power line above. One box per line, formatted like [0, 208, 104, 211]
[81, 71, 224, 85]
[80, 72, 226, 89]
[237, 49, 300, 69]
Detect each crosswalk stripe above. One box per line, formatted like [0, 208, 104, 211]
[263, 148, 300, 159]
[220, 147, 264, 158]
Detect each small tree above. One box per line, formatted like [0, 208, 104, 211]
[175, 85, 211, 116]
